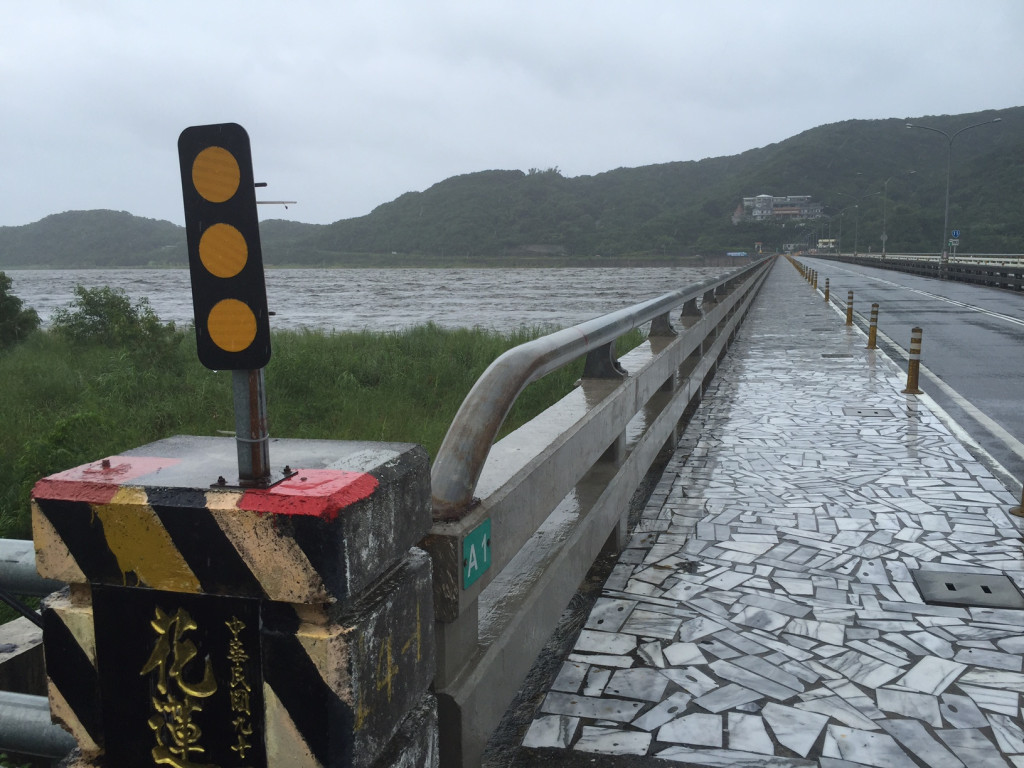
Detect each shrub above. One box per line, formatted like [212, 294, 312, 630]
[0, 271, 41, 350]
[49, 285, 179, 354]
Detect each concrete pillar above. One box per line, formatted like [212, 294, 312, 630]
[31, 436, 437, 768]
[0, 618, 45, 697]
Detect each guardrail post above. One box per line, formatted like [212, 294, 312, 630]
[698, 288, 721, 391]
[846, 290, 854, 326]
[701, 287, 719, 314]
[30, 437, 436, 768]
[679, 297, 701, 328]
[649, 310, 677, 337]
[584, 340, 629, 517]
[824, 278, 830, 302]
[902, 327, 924, 394]
[866, 303, 880, 349]
[583, 335, 630, 509]
[582, 342, 628, 379]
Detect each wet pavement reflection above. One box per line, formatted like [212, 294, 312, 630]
[516, 259, 1024, 766]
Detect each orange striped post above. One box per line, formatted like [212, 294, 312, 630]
[902, 327, 924, 394]
[812, 271, 818, 290]
[866, 303, 879, 349]
[824, 278, 830, 302]
[846, 290, 854, 326]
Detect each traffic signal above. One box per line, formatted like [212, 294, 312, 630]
[178, 123, 271, 370]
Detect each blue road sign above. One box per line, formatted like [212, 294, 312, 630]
[952, 229, 961, 239]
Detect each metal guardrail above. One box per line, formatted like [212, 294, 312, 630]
[0, 690, 76, 759]
[422, 255, 774, 765]
[431, 257, 770, 517]
[0, 539, 64, 598]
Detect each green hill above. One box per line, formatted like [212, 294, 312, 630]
[2, 106, 1021, 267]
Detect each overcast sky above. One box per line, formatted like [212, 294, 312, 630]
[2, 1, 1022, 229]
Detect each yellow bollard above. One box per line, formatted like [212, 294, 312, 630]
[813, 272, 818, 290]
[902, 326, 924, 394]
[866, 303, 879, 349]
[824, 278, 829, 302]
[846, 290, 854, 326]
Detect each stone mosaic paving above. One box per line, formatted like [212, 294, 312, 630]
[521, 260, 1024, 766]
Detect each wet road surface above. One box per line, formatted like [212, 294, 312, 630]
[801, 257, 1024, 491]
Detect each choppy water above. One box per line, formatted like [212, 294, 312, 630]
[6, 267, 729, 334]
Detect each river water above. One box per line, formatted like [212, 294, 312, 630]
[6, 267, 730, 333]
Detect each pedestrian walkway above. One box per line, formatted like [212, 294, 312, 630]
[519, 258, 1024, 766]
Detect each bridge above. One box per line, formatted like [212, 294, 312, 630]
[2, 254, 1023, 767]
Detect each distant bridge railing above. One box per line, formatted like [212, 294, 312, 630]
[421, 255, 774, 765]
[815, 252, 1024, 291]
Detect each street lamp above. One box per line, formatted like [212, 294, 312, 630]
[906, 117, 1002, 260]
[836, 191, 881, 256]
[882, 170, 915, 257]
[830, 206, 852, 255]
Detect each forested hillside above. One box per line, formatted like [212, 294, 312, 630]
[2, 107, 1021, 267]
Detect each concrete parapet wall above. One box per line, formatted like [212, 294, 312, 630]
[0, 617, 45, 696]
[421, 259, 774, 766]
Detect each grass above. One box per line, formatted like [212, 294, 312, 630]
[0, 323, 643, 542]
[0, 319, 641, 625]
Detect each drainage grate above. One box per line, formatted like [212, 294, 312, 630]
[911, 570, 1024, 609]
[843, 407, 895, 418]
[822, 353, 854, 358]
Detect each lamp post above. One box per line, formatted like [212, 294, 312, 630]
[831, 206, 851, 255]
[836, 191, 881, 256]
[882, 170, 915, 257]
[906, 117, 1002, 260]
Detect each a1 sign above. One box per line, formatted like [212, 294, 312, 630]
[463, 518, 492, 588]
[951, 230, 961, 239]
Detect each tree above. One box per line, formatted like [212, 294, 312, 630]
[0, 271, 41, 349]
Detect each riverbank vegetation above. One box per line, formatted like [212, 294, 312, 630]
[0, 285, 642, 544]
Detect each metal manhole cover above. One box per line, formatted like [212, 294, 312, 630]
[822, 353, 854, 358]
[911, 570, 1024, 609]
[843, 407, 894, 418]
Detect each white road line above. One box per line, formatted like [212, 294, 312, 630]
[818, 285, 1024, 490]
[810, 260, 1024, 327]
[872, 324, 1024, 464]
